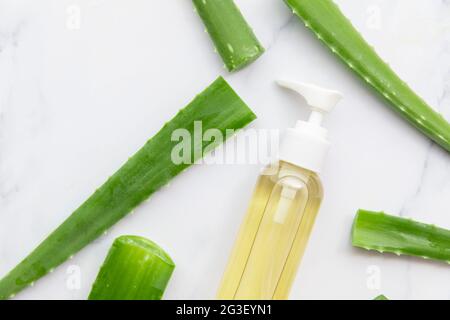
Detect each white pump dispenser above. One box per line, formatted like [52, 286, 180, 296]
[277, 80, 342, 173]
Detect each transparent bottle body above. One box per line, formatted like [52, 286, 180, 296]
[217, 161, 323, 300]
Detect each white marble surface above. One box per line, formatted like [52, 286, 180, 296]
[0, 0, 449, 300]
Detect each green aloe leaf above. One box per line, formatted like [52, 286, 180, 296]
[352, 209, 450, 263]
[284, 0, 450, 152]
[89, 236, 175, 300]
[193, 0, 264, 72]
[0, 77, 256, 300]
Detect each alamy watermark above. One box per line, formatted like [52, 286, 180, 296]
[66, 265, 81, 291]
[66, 5, 82, 30]
[366, 4, 382, 30]
[366, 265, 381, 290]
[170, 121, 280, 167]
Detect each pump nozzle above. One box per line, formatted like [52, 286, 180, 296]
[277, 80, 342, 119]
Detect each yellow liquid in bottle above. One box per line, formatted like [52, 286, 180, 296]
[217, 161, 323, 300]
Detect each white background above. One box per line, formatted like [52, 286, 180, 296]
[0, 0, 449, 300]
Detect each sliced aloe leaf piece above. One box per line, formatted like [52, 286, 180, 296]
[0, 76, 256, 300]
[284, 0, 450, 152]
[88, 236, 174, 300]
[193, 0, 264, 72]
[352, 209, 450, 263]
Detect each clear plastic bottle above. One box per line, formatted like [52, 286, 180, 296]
[217, 81, 342, 300]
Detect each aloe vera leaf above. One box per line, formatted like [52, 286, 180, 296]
[193, 0, 264, 72]
[0, 76, 256, 300]
[352, 210, 450, 263]
[374, 294, 388, 300]
[284, 0, 450, 152]
[88, 236, 174, 300]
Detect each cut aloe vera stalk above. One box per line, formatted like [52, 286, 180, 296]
[284, 0, 450, 152]
[352, 210, 450, 263]
[374, 294, 388, 300]
[193, 0, 264, 72]
[0, 77, 256, 300]
[88, 236, 174, 300]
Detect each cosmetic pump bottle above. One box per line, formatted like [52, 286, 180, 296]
[217, 81, 342, 300]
